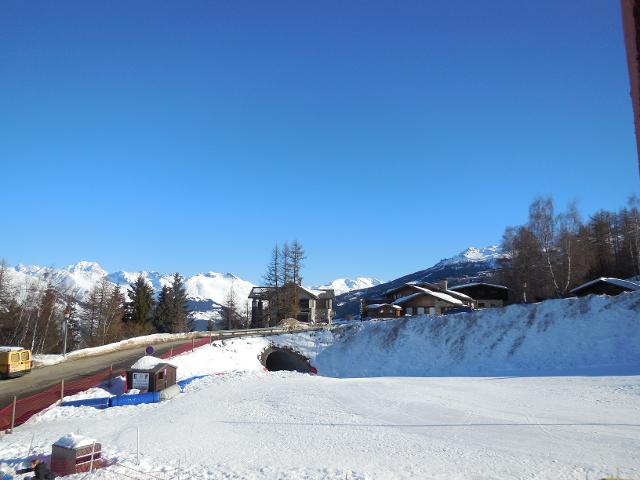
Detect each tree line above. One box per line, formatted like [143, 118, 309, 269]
[496, 195, 640, 303]
[0, 269, 191, 355]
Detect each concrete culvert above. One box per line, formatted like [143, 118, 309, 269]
[260, 346, 313, 373]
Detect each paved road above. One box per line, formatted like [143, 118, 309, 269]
[0, 340, 185, 408]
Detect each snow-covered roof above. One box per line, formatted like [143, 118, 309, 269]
[0, 346, 24, 353]
[54, 433, 96, 449]
[366, 303, 402, 310]
[130, 355, 175, 370]
[300, 286, 334, 299]
[394, 286, 464, 306]
[450, 282, 510, 291]
[569, 277, 640, 294]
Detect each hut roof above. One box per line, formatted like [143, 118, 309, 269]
[54, 433, 96, 449]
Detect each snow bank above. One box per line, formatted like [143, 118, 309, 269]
[271, 291, 640, 377]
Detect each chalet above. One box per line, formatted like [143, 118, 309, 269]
[449, 282, 509, 308]
[248, 284, 335, 326]
[364, 280, 475, 317]
[569, 277, 640, 297]
[366, 303, 402, 318]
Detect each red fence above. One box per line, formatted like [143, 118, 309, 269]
[0, 337, 211, 432]
[0, 367, 120, 432]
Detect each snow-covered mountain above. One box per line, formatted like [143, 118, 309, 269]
[314, 277, 384, 296]
[334, 245, 506, 317]
[3, 261, 255, 329]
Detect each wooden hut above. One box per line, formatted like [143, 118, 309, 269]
[449, 282, 509, 308]
[125, 356, 177, 393]
[51, 434, 102, 475]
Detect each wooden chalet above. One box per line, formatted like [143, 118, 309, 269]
[364, 280, 474, 317]
[449, 282, 509, 308]
[249, 284, 335, 327]
[569, 277, 640, 297]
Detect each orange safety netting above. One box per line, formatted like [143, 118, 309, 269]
[0, 336, 211, 432]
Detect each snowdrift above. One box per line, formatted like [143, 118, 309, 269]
[272, 292, 640, 377]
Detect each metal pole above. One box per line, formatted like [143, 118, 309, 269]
[170, 343, 173, 358]
[10, 395, 16, 433]
[108, 364, 113, 388]
[60, 379, 65, 401]
[89, 441, 96, 473]
[209, 332, 212, 345]
[191, 335, 195, 352]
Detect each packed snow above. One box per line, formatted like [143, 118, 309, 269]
[130, 355, 173, 370]
[53, 433, 96, 449]
[1, 292, 639, 479]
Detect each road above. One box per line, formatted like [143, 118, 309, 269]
[0, 339, 182, 408]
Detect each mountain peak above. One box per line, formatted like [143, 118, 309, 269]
[65, 261, 107, 275]
[436, 245, 503, 267]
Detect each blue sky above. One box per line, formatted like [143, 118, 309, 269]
[0, 1, 637, 285]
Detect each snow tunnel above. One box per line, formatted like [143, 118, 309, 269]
[260, 346, 313, 373]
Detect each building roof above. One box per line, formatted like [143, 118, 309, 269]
[365, 303, 402, 310]
[249, 285, 335, 300]
[393, 286, 464, 307]
[569, 277, 640, 294]
[450, 282, 510, 291]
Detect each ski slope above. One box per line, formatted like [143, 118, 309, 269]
[1, 292, 639, 479]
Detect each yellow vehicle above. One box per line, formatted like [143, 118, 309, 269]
[0, 347, 32, 379]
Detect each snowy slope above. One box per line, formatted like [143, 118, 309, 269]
[314, 277, 383, 295]
[335, 245, 506, 317]
[1, 291, 639, 479]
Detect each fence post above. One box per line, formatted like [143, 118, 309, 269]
[60, 379, 65, 402]
[191, 335, 195, 352]
[170, 343, 174, 359]
[89, 441, 96, 473]
[9, 395, 16, 433]
[108, 364, 113, 388]
[209, 332, 212, 345]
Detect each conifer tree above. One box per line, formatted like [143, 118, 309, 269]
[169, 273, 190, 332]
[153, 285, 173, 333]
[124, 275, 155, 334]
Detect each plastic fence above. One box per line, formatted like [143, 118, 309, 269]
[0, 367, 120, 432]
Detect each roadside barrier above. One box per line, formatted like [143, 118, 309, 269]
[109, 392, 160, 407]
[62, 397, 110, 409]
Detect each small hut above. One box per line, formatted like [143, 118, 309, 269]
[125, 356, 177, 393]
[51, 433, 102, 475]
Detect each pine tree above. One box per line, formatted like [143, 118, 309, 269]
[124, 275, 156, 334]
[169, 273, 190, 332]
[221, 286, 242, 330]
[153, 285, 173, 333]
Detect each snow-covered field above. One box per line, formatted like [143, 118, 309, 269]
[2, 292, 639, 479]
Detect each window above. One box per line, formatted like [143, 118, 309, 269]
[406, 307, 413, 315]
[10, 353, 19, 363]
[21, 351, 29, 361]
[429, 307, 436, 315]
[158, 370, 165, 380]
[478, 302, 485, 308]
[299, 299, 310, 309]
[417, 307, 425, 315]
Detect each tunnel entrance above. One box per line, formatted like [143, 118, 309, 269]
[260, 347, 313, 373]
